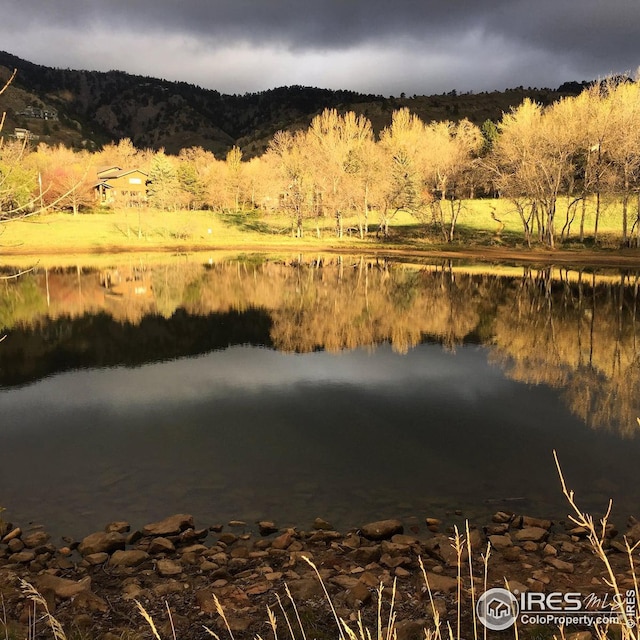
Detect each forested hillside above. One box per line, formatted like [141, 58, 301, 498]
[0, 51, 579, 157]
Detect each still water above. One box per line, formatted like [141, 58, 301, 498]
[1, 254, 639, 540]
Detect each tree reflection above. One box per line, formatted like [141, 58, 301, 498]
[0, 258, 638, 435]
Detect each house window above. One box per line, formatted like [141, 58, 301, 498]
[129, 178, 142, 185]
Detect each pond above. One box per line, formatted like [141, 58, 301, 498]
[1, 254, 639, 540]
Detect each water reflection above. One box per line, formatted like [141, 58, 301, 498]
[1, 257, 638, 436]
[2, 255, 640, 538]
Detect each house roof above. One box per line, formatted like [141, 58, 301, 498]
[97, 168, 149, 179]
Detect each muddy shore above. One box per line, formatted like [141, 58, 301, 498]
[1, 510, 639, 640]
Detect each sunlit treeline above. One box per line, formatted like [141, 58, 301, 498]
[1, 258, 639, 435]
[2, 78, 640, 246]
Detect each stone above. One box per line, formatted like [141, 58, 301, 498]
[258, 521, 278, 536]
[492, 512, 513, 524]
[228, 520, 247, 527]
[105, 521, 130, 534]
[423, 572, 458, 594]
[245, 582, 271, 595]
[109, 550, 150, 567]
[520, 516, 552, 530]
[391, 534, 419, 545]
[626, 523, 640, 544]
[544, 557, 574, 573]
[346, 581, 372, 607]
[349, 545, 382, 564]
[521, 541, 538, 552]
[488, 534, 512, 549]
[360, 520, 403, 541]
[71, 591, 108, 613]
[7, 538, 24, 553]
[542, 544, 558, 556]
[514, 527, 548, 542]
[9, 550, 36, 563]
[149, 537, 176, 554]
[142, 514, 194, 537]
[287, 577, 324, 600]
[502, 547, 522, 562]
[331, 574, 360, 590]
[2, 527, 22, 543]
[22, 531, 50, 548]
[313, 517, 333, 530]
[157, 559, 183, 577]
[219, 533, 238, 545]
[84, 552, 109, 566]
[78, 531, 125, 556]
[308, 530, 342, 543]
[271, 532, 293, 550]
[37, 574, 92, 599]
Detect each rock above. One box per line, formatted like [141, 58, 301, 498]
[395, 619, 427, 640]
[245, 582, 271, 595]
[105, 521, 130, 534]
[485, 524, 509, 535]
[258, 521, 278, 536]
[9, 550, 36, 563]
[544, 557, 574, 573]
[271, 532, 293, 550]
[22, 531, 50, 548]
[520, 516, 552, 530]
[78, 531, 126, 556]
[287, 577, 324, 600]
[488, 534, 512, 549]
[308, 530, 342, 543]
[71, 591, 108, 613]
[1, 527, 22, 543]
[142, 514, 194, 537]
[349, 545, 381, 564]
[109, 550, 150, 567]
[360, 520, 403, 541]
[37, 574, 92, 599]
[346, 581, 372, 606]
[521, 541, 538, 552]
[228, 520, 247, 527]
[542, 544, 558, 556]
[7, 538, 24, 553]
[626, 523, 640, 544]
[219, 533, 238, 545]
[149, 537, 176, 554]
[502, 547, 522, 562]
[331, 574, 360, 590]
[157, 559, 183, 577]
[391, 534, 420, 545]
[313, 517, 333, 530]
[514, 527, 548, 542]
[84, 552, 109, 565]
[395, 567, 411, 578]
[492, 512, 513, 524]
[380, 554, 411, 569]
[423, 572, 458, 594]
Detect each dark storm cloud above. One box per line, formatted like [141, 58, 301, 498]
[1, 0, 638, 93]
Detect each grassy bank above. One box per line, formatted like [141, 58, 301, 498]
[1, 198, 640, 266]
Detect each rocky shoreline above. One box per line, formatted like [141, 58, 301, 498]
[1, 511, 639, 640]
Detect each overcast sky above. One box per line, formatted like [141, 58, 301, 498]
[1, 0, 638, 96]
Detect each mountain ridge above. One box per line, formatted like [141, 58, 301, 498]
[0, 51, 584, 158]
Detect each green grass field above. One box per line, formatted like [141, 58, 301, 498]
[0, 197, 637, 259]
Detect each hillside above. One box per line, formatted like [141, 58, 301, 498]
[0, 51, 584, 157]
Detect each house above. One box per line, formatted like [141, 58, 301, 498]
[95, 166, 148, 206]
